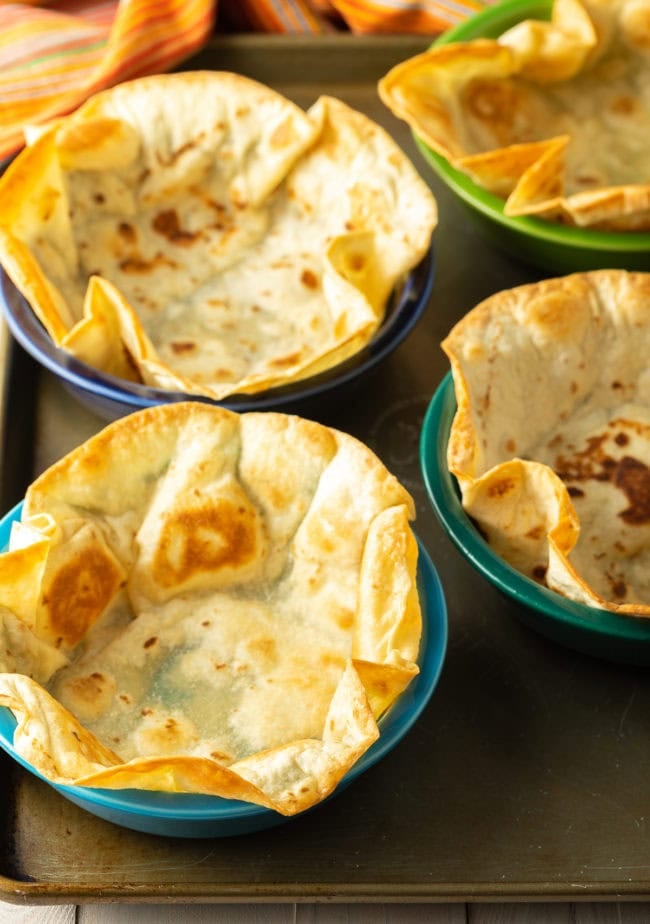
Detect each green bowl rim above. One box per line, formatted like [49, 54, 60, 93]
[414, 0, 650, 254]
[419, 371, 650, 644]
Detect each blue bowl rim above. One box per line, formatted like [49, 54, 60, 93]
[415, 0, 650, 254]
[420, 372, 650, 644]
[0, 244, 435, 413]
[0, 500, 447, 822]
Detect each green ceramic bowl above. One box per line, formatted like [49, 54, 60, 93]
[420, 373, 650, 665]
[414, 0, 650, 273]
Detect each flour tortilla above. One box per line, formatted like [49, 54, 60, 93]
[0, 72, 437, 399]
[0, 403, 421, 814]
[443, 270, 650, 615]
[379, 0, 650, 229]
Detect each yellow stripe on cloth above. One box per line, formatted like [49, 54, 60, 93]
[0, 0, 216, 163]
[221, 0, 335, 32]
[330, 0, 490, 33]
[1, 0, 493, 163]
[222, 0, 491, 33]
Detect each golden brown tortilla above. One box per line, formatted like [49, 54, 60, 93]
[379, 0, 650, 229]
[443, 270, 650, 616]
[0, 72, 437, 399]
[0, 403, 422, 814]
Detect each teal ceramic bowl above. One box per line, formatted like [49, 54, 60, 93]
[420, 373, 650, 665]
[0, 502, 447, 838]
[414, 0, 650, 273]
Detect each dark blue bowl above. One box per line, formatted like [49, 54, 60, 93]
[0, 246, 434, 420]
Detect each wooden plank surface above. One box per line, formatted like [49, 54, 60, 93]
[2, 903, 650, 922]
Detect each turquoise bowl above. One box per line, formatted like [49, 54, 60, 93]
[414, 0, 650, 273]
[420, 373, 650, 665]
[0, 502, 447, 838]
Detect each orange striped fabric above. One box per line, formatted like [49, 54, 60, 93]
[1, 0, 490, 163]
[219, 0, 491, 33]
[0, 0, 216, 163]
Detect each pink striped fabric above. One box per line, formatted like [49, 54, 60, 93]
[1, 0, 491, 162]
[217, 0, 491, 34]
[0, 0, 216, 162]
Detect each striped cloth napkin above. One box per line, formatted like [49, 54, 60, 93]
[220, 0, 491, 33]
[0, 0, 216, 163]
[0, 0, 490, 163]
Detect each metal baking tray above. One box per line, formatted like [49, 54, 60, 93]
[3, 35, 650, 905]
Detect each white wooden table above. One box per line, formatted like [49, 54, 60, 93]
[2, 902, 650, 921]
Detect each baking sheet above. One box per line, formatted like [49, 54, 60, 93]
[3, 34, 650, 905]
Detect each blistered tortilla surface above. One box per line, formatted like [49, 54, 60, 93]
[443, 269, 650, 616]
[0, 72, 437, 399]
[0, 403, 421, 814]
[379, 0, 650, 229]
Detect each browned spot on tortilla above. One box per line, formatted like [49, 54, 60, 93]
[464, 78, 524, 146]
[609, 95, 636, 116]
[554, 434, 608, 482]
[334, 608, 354, 631]
[155, 137, 203, 167]
[118, 222, 137, 243]
[170, 341, 196, 354]
[301, 269, 319, 289]
[615, 456, 650, 525]
[39, 187, 60, 223]
[152, 209, 200, 246]
[119, 253, 178, 274]
[152, 502, 259, 587]
[575, 173, 603, 188]
[65, 672, 111, 707]
[347, 253, 366, 272]
[270, 351, 302, 368]
[246, 637, 277, 664]
[487, 477, 516, 498]
[47, 549, 123, 647]
[525, 525, 544, 541]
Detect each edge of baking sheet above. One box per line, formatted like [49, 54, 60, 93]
[2, 34, 649, 906]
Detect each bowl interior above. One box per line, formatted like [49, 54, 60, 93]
[0, 245, 434, 419]
[420, 373, 650, 664]
[0, 501, 447, 836]
[414, 0, 650, 269]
